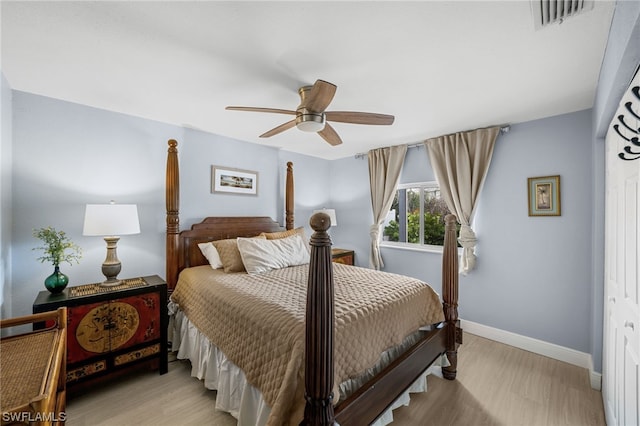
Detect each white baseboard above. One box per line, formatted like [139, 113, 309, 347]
[460, 319, 602, 391]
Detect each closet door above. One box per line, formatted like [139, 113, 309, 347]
[603, 131, 620, 425]
[603, 71, 640, 426]
[617, 137, 639, 426]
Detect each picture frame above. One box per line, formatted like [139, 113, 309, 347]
[528, 175, 561, 216]
[211, 166, 258, 195]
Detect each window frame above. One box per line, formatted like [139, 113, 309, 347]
[379, 180, 451, 253]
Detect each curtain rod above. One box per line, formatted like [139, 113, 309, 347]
[353, 124, 510, 159]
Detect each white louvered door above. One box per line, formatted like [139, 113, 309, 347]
[603, 70, 640, 426]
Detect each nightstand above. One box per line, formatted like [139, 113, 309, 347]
[33, 275, 168, 392]
[332, 248, 355, 266]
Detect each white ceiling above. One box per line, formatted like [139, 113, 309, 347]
[1, 1, 615, 160]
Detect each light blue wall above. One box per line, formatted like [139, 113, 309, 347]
[326, 2, 640, 373]
[1, 72, 13, 322]
[10, 92, 180, 317]
[0, 88, 616, 372]
[8, 92, 330, 319]
[178, 129, 280, 228]
[327, 156, 371, 265]
[467, 112, 594, 352]
[278, 151, 332, 236]
[328, 110, 597, 358]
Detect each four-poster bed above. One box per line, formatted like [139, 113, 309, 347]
[165, 139, 461, 425]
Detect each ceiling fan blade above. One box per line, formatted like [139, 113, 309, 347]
[304, 80, 337, 112]
[318, 123, 343, 146]
[325, 111, 395, 125]
[259, 119, 297, 138]
[226, 106, 296, 115]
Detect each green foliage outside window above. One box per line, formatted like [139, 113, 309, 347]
[383, 212, 448, 245]
[383, 186, 459, 246]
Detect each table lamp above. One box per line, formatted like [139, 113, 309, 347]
[83, 202, 140, 286]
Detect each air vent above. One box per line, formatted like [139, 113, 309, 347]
[531, 0, 594, 29]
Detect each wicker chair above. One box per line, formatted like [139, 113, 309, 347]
[1, 308, 67, 425]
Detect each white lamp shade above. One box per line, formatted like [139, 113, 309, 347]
[83, 204, 140, 236]
[312, 209, 337, 226]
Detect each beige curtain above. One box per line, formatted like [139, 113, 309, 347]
[425, 127, 500, 275]
[368, 145, 407, 270]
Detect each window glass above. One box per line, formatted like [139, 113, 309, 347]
[383, 182, 454, 248]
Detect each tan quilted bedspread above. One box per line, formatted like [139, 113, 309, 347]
[170, 263, 444, 425]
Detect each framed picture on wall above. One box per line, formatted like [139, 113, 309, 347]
[528, 175, 561, 216]
[211, 166, 258, 195]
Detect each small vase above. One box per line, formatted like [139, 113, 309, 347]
[44, 266, 69, 294]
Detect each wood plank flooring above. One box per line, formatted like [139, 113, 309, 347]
[65, 333, 605, 426]
[391, 333, 605, 426]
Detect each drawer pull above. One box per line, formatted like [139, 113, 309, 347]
[624, 321, 635, 331]
[609, 297, 616, 303]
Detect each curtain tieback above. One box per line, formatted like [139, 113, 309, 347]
[457, 224, 477, 248]
[369, 224, 381, 240]
[458, 224, 477, 275]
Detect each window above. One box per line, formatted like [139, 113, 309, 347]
[382, 182, 456, 249]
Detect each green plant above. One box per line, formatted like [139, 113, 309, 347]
[33, 226, 82, 267]
[384, 220, 400, 241]
[384, 212, 461, 246]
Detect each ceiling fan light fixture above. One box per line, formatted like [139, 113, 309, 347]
[296, 109, 325, 132]
[227, 79, 393, 145]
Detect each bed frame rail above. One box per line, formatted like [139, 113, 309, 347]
[334, 326, 448, 425]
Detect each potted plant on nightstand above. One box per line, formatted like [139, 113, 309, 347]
[33, 226, 82, 293]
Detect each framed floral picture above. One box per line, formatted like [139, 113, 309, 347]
[211, 166, 258, 195]
[528, 175, 561, 216]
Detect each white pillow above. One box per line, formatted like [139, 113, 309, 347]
[197, 242, 223, 269]
[237, 234, 310, 274]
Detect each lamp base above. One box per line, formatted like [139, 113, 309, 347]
[100, 278, 123, 287]
[101, 236, 123, 287]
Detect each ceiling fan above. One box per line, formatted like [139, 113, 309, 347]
[225, 79, 394, 146]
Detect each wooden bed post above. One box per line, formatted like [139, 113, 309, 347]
[286, 162, 294, 230]
[166, 139, 180, 291]
[442, 214, 460, 380]
[302, 212, 335, 426]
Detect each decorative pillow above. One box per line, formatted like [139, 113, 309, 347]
[260, 226, 310, 253]
[259, 227, 306, 240]
[237, 234, 310, 274]
[197, 242, 223, 269]
[212, 236, 266, 273]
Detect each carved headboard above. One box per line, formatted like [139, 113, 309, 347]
[165, 139, 294, 290]
[176, 216, 285, 271]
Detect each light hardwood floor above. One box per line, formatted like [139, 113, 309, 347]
[65, 333, 605, 426]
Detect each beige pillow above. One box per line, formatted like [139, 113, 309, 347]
[260, 227, 305, 240]
[212, 236, 266, 273]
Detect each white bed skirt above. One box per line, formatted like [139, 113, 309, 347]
[168, 301, 443, 426]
